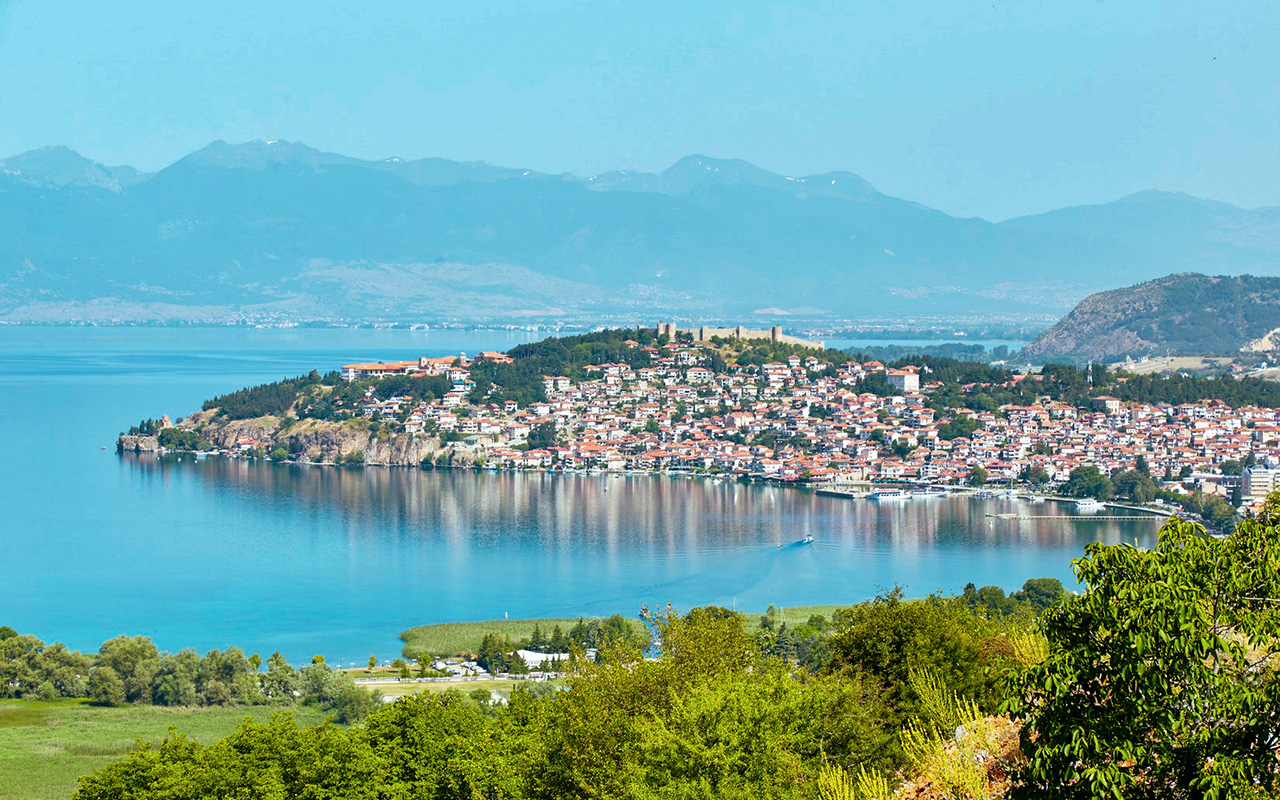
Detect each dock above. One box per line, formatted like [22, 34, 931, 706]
[985, 513, 1169, 521]
[815, 488, 866, 499]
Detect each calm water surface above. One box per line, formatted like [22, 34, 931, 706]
[1, 327, 1151, 664]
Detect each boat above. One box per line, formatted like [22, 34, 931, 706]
[914, 486, 946, 498]
[801, 535, 814, 544]
[868, 488, 914, 501]
[1074, 498, 1105, 512]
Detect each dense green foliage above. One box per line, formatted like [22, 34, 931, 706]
[156, 426, 213, 451]
[203, 371, 327, 419]
[851, 342, 1013, 365]
[1063, 465, 1114, 500]
[477, 615, 651, 672]
[870, 351, 1280, 412]
[961, 578, 1068, 619]
[69, 594, 1045, 799]
[1008, 517, 1280, 798]
[468, 328, 662, 406]
[0, 628, 376, 724]
[526, 420, 558, 450]
[937, 413, 979, 440]
[826, 589, 1020, 742]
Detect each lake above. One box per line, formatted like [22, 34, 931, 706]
[0, 326, 1153, 665]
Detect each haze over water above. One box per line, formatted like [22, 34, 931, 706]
[2, 326, 1151, 665]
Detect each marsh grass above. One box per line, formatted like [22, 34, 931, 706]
[0, 699, 330, 800]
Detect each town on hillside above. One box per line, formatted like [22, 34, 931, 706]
[295, 333, 1280, 518]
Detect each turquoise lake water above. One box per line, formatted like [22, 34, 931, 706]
[1, 326, 1151, 665]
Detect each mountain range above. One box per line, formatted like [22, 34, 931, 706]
[3, 140, 1279, 324]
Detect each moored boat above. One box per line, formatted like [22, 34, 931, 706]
[868, 488, 914, 501]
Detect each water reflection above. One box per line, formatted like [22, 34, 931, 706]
[127, 453, 1161, 587]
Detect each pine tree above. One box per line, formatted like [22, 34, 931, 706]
[549, 624, 567, 652]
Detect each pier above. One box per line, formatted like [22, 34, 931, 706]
[985, 513, 1169, 521]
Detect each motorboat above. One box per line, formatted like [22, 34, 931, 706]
[868, 488, 913, 501]
[1074, 497, 1105, 512]
[914, 486, 947, 498]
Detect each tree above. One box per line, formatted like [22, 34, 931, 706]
[151, 651, 199, 707]
[88, 665, 126, 706]
[968, 465, 988, 487]
[937, 415, 979, 441]
[262, 651, 299, 702]
[1063, 465, 1114, 500]
[528, 421, 557, 450]
[829, 588, 1014, 724]
[1009, 578, 1066, 613]
[548, 625, 568, 653]
[1112, 469, 1157, 503]
[97, 635, 159, 703]
[1256, 487, 1280, 524]
[368, 654, 377, 671]
[528, 624, 546, 652]
[1020, 465, 1049, 486]
[1007, 517, 1280, 797]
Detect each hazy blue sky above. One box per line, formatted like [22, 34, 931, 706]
[1, 0, 1276, 219]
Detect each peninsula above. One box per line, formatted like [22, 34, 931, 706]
[119, 326, 1280, 523]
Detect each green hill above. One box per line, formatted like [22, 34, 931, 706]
[1021, 273, 1280, 362]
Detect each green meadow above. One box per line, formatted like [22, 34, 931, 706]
[400, 617, 622, 657]
[399, 605, 844, 658]
[0, 699, 330, 800]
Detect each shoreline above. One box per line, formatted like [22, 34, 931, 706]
[118, 445, 1183, 519]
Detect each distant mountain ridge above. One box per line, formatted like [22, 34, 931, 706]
[1022, 273, 1280, 362]
[2, 140, 1279, 324]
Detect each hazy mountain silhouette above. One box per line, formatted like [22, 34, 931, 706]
[2, 140, 1277, 323]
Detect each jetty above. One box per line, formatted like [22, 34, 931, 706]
[985, 512, 1170, 521]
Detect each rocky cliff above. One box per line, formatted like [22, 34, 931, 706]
[117, 410, 478, 468]
[1021, 273, 1280, 363]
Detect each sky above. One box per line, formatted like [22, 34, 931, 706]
[0, 0, 1276, 220]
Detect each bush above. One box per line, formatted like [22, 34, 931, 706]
[1008, 517, 1280, 797]
[157, 428, 212, 451]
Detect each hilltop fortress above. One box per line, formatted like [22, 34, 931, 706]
[654, 322, 823, 349]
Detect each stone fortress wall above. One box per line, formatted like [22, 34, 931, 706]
[654, 322, 824, 349]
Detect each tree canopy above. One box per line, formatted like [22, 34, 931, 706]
[1007, 516, 1280, 798]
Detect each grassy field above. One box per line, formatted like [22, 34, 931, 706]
[1110, 355, 1234, 375]
[371, 677, 559, 699]
[399, 616, 650, 658]
[400, 605, 848, 657]
[743, 604, 846, 632]
[0, 699, 330, 800]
